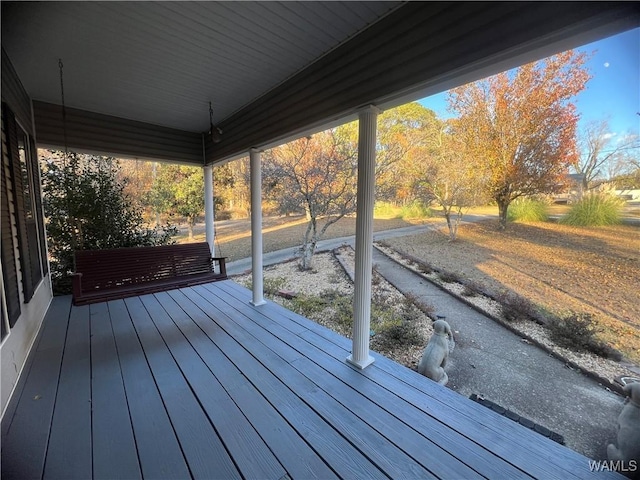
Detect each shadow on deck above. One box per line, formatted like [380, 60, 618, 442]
[1, 280, 621, 479]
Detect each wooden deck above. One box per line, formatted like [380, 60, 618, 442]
[1, 280, 621, 479]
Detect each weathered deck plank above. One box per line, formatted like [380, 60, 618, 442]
[141, 292, 286, 480]
[108, 299, 191, 479]
[90, 301, 141, 480]
[1, 281, 625, 479]
[1, 296, 71, 480]
[124, 295, 241, 480]
[195, 286, 484, 478]
[44, 304, 92, 479]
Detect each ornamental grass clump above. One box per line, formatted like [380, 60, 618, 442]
[399, 200, 432, 220]
[560, 193, 623, 226]
[507, 198, 549, 222]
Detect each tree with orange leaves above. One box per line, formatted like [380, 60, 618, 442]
[263, 128, 358, 270]
[448, 50, 591, 228]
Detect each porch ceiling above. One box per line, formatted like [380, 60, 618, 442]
[1, 1, 399, 133]
[2, 2, 639, 165]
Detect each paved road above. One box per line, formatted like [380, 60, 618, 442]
[226, 223, 438, 275]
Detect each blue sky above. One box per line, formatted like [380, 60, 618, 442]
[419, 27, 639, 138]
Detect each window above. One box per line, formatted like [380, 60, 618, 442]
[1, 102, 47, 338]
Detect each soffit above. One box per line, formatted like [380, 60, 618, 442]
[1, 1, 400, 132]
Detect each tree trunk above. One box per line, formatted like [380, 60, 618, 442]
[497, 200, 509, 230]
[444, 211, 455, 241]
[300, 240, 316, 270]
[443, 209, 462, 241]
[188, 218, 194, 240]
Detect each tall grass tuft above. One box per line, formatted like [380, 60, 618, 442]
[507, 198, 549, 222]
[374, 201, 432, 220]
[560, 193, 623, 226]
[373, 202, 402, 219]
[399, 200, 432, 219]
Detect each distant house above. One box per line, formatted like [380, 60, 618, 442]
[553, 173, 585, 204]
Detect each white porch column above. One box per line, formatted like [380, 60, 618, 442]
[250, 148, 266, 306]
[204, 164, 215, 257]
[347, 106, 379, 369]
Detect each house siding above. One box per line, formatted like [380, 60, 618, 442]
[0, 49, 32, 137]
[1, 51, 52, 418]
[33, 101, 204, 165]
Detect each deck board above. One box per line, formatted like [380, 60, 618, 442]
[90, 301, 141, 480]
[188, 288, 440, 478]
[124, 295, 240, 480]
[1, 296, 71, 480]
[1, 280, 625, 479]
[44, 304, 92, 480]
[108, 299, 191, 479]
[142, 292, 286, 480]
[177, 286, 390, 479]
[196, 283, 485, 479]
[164, 289, 338, 480]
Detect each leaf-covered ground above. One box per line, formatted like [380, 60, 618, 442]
[177, 214, 429, 261]
[384, 220, 640, 364]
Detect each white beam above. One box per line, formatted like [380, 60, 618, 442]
[347, 106, 379, 369]
[203, 164, 215, 257]
[249, 148, 266, 306]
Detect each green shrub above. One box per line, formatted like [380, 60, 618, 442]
[42, 153, 176, 294]
[288, 294, 328, 317]
[373, 201, 432, 220]
[373, 321, 425, 351]
[548, 313, 622, 360]
[320, 290, 353, 329]
[263, 276, 287, 296]
[560, 193, 623, 226]
[507, 198, 549, 222]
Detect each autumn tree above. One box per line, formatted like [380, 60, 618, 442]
[574, 120, 639, 190]
[449, 50, 591, 228]
[220, 157, 251, 217]
[411, 121, 488, 240]
[376, 103, 441, 202]
[212, 162, 236, 217]
[263, 128, 358, 270]
[148, 164, 205, 240]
